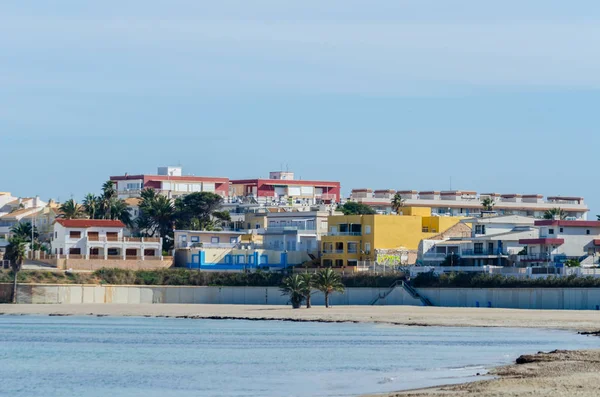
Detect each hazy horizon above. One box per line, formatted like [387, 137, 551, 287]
[2, 1, 599, 214]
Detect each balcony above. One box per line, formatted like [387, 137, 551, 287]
[322, 249, 345, 254]
[326, 232, 362, 236]
[461, 249, 509, 257]
[264, 226, 317, 233]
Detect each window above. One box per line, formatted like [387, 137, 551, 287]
[474, 243, 484, 254]
[422, 227, 429, 233]
[587, 230, 591, 235]
[69, 231, 81, 239]
[190, 236, 200, 243]
[224, 255, 232, 264]
[364, 243, 371, 254]
[347, 242, 358, 254]
[211, 236, 220, 244]
[237, 255, 245, 264]
[365, 225, 371, 235]
[549, 229, 554, 235]
[230, 237, 237, 243]
[54, 231, 57, 239]
[560, 228, 564, 233]
[475, 225, 486, 235]
[260, 255, 268, 265]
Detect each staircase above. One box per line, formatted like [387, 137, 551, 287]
[370, 280, 433, 306]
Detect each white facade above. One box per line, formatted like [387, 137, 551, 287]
[351, 190, 589, 220]
[52, 220, 162, 259]
[262, 210, 333, 252]
[420, 215, 539, 266]
[520, 221, 600, 267]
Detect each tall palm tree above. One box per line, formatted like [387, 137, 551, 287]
[83, 193, 99, 219]
[300, 273, 315, 309]
[280, 274, 305, 309]
[481, 197, 495, 211]
[544, 207, 566, 220]
[59, 199, 84, 219]
[107, 198, 133, 227]
[99, 181, 118, 219]
[391, 193, 405, 214]
[10, 222, 38, 241]
[315, 268, 345, 308]
[5, 237, 26, 303]
[138, 192, 176, 250]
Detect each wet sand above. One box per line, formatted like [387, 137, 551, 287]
[2, 304, 600, 331]
[368, 349, 600, 397]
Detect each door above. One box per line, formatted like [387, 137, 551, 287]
[488, 242, 494, 255]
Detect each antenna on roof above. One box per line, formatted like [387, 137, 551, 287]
[450, 176, 452, 191]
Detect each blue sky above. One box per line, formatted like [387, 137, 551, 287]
[1, 1, 599, 214]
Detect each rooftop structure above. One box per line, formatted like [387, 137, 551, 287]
[110, 167, 229, 199]
[350, 189, 589, 220]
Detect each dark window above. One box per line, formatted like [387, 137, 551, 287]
[587, 230, 591, 235]
[559, 228, 564, 233]
[549, 229, 554, 235]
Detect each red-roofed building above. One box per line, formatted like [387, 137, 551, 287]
[52, 218, 162, 260]
[110, 166, 229, 199]
[231, 171, 341, 205]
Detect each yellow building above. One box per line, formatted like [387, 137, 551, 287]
[321, 207, 463, 268]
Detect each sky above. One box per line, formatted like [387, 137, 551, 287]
[1, 1, 599, 214]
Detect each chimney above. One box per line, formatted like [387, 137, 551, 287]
[33, 195, 39, 208]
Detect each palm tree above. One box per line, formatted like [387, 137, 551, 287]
[481, 197, 495, 211]
[315, 268, 345, 308]
[10, 222, 38, 241]
[280, 274, 305, 309]
[5, 237, 26, 303]
[138, 191, 176, 250]
[544, 208, 566, 220]
[59, 199, 84, 219]
[99, 181, 118, 219]
[300, 273, 314, 309]
[106, 198, 133, 227]
[83, 193, 99, 219]
[391, 193, 405, 214]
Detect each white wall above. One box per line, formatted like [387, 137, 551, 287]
[7, 284, 423, 306]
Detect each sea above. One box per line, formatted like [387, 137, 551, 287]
[0, 315, 598, 397]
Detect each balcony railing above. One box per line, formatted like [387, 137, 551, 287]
[265, 226, 317, 232]
[84, 236, 161, 243]
[517, 254, 552, 262]
[461, 249, 509, 256]
[322, 249, 345, 254]
[326, 232, 362, 236]
[423, 253, 448, 259]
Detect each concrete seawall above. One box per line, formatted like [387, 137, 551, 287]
[417, 288, 600, 310]
[5, 284, 600, 309]
[1, 284, 423, 306]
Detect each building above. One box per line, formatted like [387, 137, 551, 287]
[420, 215, 538, 267]
[321, 207, 464, 269]
[231, 171, 340, 206]
[110, 166, 229, 199]
[518, 220, 600, 267]
[51, 219, 162, 260]
[261, 209, 333, 253]
[0, 196, 49, 240]
[173, 229, 308, 271]
[350, 189, 589, 220]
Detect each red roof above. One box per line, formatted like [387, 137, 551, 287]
[535, 220, 600, 228]
[55, 219, 125, 228]
[518, 238, 565, 245]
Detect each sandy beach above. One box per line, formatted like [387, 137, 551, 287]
[2, 304, 600, 331]
[3, 304, 600, 396]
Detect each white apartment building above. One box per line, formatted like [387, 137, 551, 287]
[519, 220, 600, 267]
[52, 219, 162, 259]
[261, 210, 333, 253]
[351, 189, 588, 220]
[420, 215, 538, 266]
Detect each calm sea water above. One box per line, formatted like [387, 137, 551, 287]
[0, 316, 598, 397]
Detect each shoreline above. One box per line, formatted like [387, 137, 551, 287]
[367, 349, 600, 397]
[3, 304, 600, 396]
[2, 304, 600, 331]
